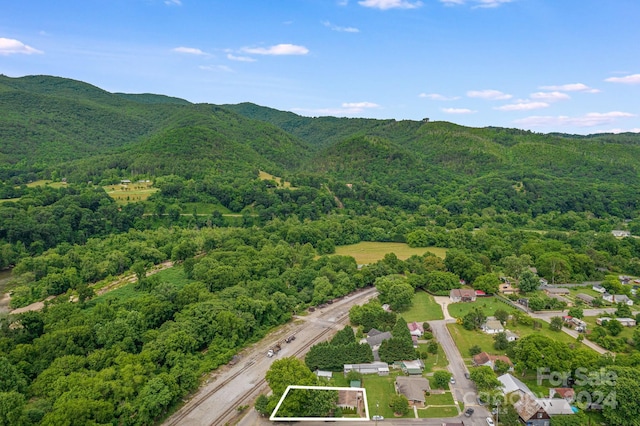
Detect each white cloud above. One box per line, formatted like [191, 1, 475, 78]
[199, 65, 233, 72]
[515, 111, 635, 128]
[467, 89, 512, 100]
[538, 83, 600, 93]
[322, 21, 360, 33]
[597, 128, 640, 134]
[474, 0, 513, 8]
[530, 91, 571, 102]
[0, 38, 43, 55]
[164, 0, 181, 5]
[605, 74, 640, 84]
[293, 101, 379, 116]
[342, 102, 380, 109]
[358, 0, 423, 10]
[419, 93, 460, 101]
[242, 44, 309, 55]
[227, 53, 256, 62]
[172, 46, 206, 55]
[440, 0, 513, 7]
[494, 101, 549, 111]
[441, 107, 476, 114]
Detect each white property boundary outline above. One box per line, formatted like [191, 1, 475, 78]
[269, 385, 370, 422]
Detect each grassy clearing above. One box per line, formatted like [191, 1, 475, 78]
[401, 291, 444, 322]
[425, 391, 455, 406]
[25, 179, 67, 188]
[420, 343, 449, 371]
[334, 242, 447, 265]
[446, 297, 518, 319]
[447, 323, 497, 360]
[419, 405, 459, 418]
[103, 181, 158, 204]
[259, 170, 294, 188]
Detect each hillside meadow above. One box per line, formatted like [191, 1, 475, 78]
[334, 242, 447, 264]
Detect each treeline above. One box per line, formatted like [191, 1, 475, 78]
[0, 224, 390, 425]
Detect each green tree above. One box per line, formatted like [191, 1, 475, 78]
[389, 394, 410, 415]
[494, 309, 509, 324]
[469, 345, 482, 356]
[462, 308, 486, 331]
[386, 282, 414, 312]
[550, 316, 564, 331]
[433, 371, 452, 389]
[616, 302, 632, 318]
[470, 366, 501, 392]
[606, 319, 623, 336]
[494, 332, 509, 351]
[518, 269, 539, 293]
[567, 307, 583, 319]
[473, 273, 500, 294]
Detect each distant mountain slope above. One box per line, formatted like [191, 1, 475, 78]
[0, 75, 311, 179]
[116, 93, 192, 105]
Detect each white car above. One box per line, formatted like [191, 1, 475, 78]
[486, 417, 495, 426]
[371, 415, 384, 421]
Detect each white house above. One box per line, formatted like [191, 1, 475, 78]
[603, 293, 634, 306]
[592, 284, 606, 294]
[481, 319, 505, 334]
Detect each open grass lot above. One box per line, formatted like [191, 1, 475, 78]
[334, 242, 447, 265]
[448, 320, 596, 365]
[424, 391, 455, 406]
[446, 297, 518, 319]
[418, 405, 459, 418]
[447, 323, 497, 359]
[401, 291, 444, 322]
[103, 181, 158, 204]
[362, 373, 413, 419]
[25, 179, 67, 188]
[581, 316, 635, 341]
[420, 343, 449, 371]
[259, 170, 294, 188]
[567, 286, 602, 299]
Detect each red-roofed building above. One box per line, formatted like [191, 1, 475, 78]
[407, 321, 424, 337]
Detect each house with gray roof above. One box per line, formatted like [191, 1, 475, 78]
[395, 376, 430, 407]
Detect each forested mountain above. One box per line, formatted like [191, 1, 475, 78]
[4, 75, 640, 426]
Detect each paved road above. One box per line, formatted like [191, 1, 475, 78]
[163, 287, 379, 426]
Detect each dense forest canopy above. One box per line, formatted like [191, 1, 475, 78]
[2, 74, 640, 425]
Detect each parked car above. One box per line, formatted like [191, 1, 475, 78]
[450, 377, 456, 384]
[486, 417, 495, 426]
[465, 372, 470, 379]
[372, 415, 384, 421]
[464, 408, 474, 417]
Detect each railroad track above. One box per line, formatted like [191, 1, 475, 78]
[165, 309, 350, 426]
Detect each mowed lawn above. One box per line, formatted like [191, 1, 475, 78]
[334, 242, 447, 265]
[402, 291, 444, 322]
[448, 320, 596, 364]
[446, 297, 518, 319]
[363, 373, 414, 419]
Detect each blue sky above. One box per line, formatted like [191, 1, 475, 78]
[1, 0, 639, 134]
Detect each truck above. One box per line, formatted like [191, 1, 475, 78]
[267, 342, 282, 357]
[285, 335, 296, 343]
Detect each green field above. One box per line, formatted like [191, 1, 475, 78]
[401, 291, 444, 322]
[25, 179, 68, 188]
[446, 297, 518, 319]
[362, 373, 414, 419]
[419, 405, 459, 418]
[334, 242, 447, 265]
[103, 181, 159, 204]
[419, 343, 449, 371]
